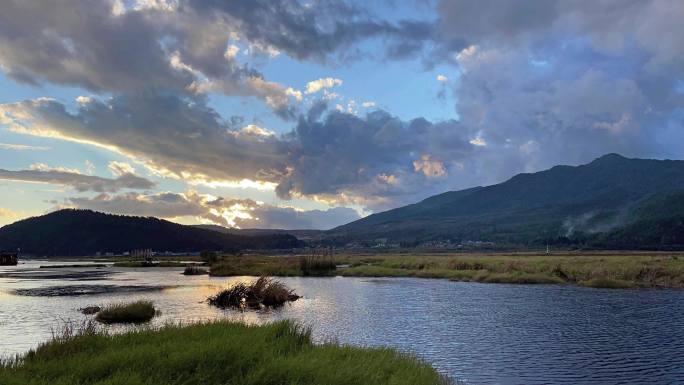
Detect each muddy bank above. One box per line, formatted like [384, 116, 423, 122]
[0, 269, 114, 281]
[12, 284, 173, 297]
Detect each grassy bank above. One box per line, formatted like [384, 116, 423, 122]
[95, 301, 157, 324]
[0, 320, 449, 385]
[209, 253, 684, 288]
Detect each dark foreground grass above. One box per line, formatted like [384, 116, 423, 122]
[95, 301, 156, 324]
[0, 320, 450, 385]
[209, 253, 684, 288]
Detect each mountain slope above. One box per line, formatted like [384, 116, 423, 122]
[193, 225, 323, 241]
[0, 209, 302, 256]
[329, 154, 684, 247]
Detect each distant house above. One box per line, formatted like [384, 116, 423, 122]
[0, 252, 18, 266]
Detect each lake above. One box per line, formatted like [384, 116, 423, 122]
[1, 260, 683, 384]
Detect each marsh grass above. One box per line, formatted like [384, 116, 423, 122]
[299, 254, 336, 276]
[0, 320, 450, 385]
[210, 256, 301, 276]
[113, 261, 189, 268]
[209, 252, 684, 288]
[95, 300, 157, 324]
[208, 276, 299, 309]
[182, 266, 208, 275]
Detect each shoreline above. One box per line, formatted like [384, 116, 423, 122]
[9, 252, 684, 289]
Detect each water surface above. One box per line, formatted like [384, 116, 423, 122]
[1, 260, 682, 384]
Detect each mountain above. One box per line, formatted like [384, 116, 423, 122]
[0, 209, 303, 256]
[328, 154, 684, 249]
[194, 225, 324, 241]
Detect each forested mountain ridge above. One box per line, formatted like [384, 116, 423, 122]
[329, 154, 684, 249]
[0, 209, 302, 256]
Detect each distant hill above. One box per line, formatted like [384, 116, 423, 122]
[328, 154, 684, 249]
[0, 209, 303, 256]
[194, 224, 323, 241]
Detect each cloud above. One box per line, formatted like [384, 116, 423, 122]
[436, 0, 684, 69]
[0, 94, 482, 210]
[276, 107, 477, 209]
[3, 0, 684, 215]
[0, 207, 23, 226]
[0, 0, 433, 118]
[0, 94, 290, 185]
[0, 207, 20, 219]
[0, 142, 49, 151]
[305, 78, 343, 94]
[108, 161, 137, 177]
[413, 155, 446, 178]
[418, 0, 684, 183]
[61, 190, 360, 230]
[0, 167, 155, 192]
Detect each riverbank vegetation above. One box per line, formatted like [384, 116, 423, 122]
[0, 320, 449, 385]
[183, 266, 208, 275]
[208, 277, 299, 309]
[113, 261, 191, 268]
[95, 300, 157, 324]
[208, 252, 684, 288]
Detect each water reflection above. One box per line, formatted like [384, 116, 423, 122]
[1, 261, 683, 384]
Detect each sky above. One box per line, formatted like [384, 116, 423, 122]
[0, 0, 683, 229]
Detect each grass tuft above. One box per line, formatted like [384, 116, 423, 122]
[208, 276, 300, 309]
[182, 266, 208, 275]
[95, 300, 157, 324]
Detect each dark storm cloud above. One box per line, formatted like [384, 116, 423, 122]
[0, 0, 434, 95]
[278, 107, 476, 208]
[430, 0, 684, 180]
[1, 95, 480, 210]
[188, 0, 435, 61]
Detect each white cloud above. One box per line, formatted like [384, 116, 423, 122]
[224, 44, 240, 59]
[84, 160, 95, 175]
[108, 161, 136, 177]
[0, 142, 49, 151]
[305, 77, 343, 94]
[412, 155, 446, 178]
[75, 96, 93, 105]
[469, 137, 487, 147]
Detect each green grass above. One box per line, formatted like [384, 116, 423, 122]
[209, 253, 684, 288]
[95, 301, 157, 324]
[210, 256, 302, 277]
[0, 320, 450, 385]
